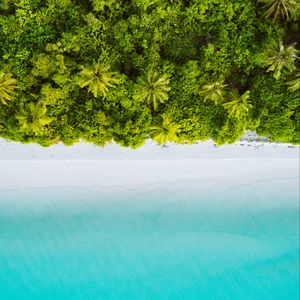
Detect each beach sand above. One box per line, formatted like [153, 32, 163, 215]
[0, 137, 298, 190]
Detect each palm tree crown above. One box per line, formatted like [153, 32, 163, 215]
[0, 72, 17, 105]
[259, 0, 298, 21]
[264, 42, 299, 80]
[135, 71, 171, 111]
[150, 114, 180, 144]
[16, 102, 54, 135]
[78, 61, 119, 97]
[198, 78, 227, 104]
[223, 90, 252, 119]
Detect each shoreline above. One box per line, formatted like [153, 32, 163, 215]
[0, 137, 298, 190]
[0, 138, 299, 161]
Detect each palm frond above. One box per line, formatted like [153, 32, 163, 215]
[286, 70, 300, 91]
[198, 78, 227, 104]
[150, 114, 180, 144]
[259, 0, 298, 21]
[135, 71, 171, 110]
[78, 61, 119, 97]
[0, 72, 17, 105]
[264, 42, 299, 80]
[223, 90, 252, 118]
[16, 102, 54, 135]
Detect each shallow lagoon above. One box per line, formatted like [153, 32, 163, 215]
[0, 178, 299, 300]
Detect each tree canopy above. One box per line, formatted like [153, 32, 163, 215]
[0, 0, 299, 147]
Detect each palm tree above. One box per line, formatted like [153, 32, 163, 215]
[0, 72, 17, 105]
[264, 42, 299, 80]
[198, 78, 227, 104]
[286, 70, 300, 91]
[258, 0, 298, 21]
[16, 102, 54, 135]
[135, 71, 171, 111]
[78, 61, 119, 97]
[150, 114, 180, 144]
[223, 90, 252, 118]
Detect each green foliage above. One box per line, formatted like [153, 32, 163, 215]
[259, 0, 299, 21]
[78, 61, 120, 97]
[15, 102, 54, 135]
[250, 73, 299, 143]
[213, 117, 249, 145]
[0, 0, 299, 147]
[223, 90, 252, 119]
[31, 54, 58, 78]
[0, 0, 13, 11]
[150, 114, 181, 144]
[286, 69, 300, 91]
[134, 71, 171, 111]
[198, 78, 228, 105]
[0, 72, 17, 105]
[263, 41, 299, 79]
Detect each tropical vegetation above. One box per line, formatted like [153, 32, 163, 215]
[0, 72, 17, 105]
[199, 78, 228, 105]
[78, 61, 120, 97]
[0, 0, 299, 147]
[263, 42, 299, 79]
[286, 70, 300, 91]
[259, 0, 299, 21]
[150, 114, 181, 144]
[135, 71, 171, 111]
[223, 90, 252, 119]
[15, 102, 54, 136]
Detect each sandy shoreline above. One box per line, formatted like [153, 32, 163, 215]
[0, 137, 299, 190]
[0, 138, 299, 160]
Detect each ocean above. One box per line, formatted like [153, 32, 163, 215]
[0, 177, 299, 300]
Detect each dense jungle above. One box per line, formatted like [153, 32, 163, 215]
[0, 0, 299, 147]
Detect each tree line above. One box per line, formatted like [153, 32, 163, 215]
[0, 0, 299, 147]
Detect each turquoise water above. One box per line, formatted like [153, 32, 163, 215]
[0, 179, 299, 300]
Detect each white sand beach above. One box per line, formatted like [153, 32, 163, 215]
[0, 136, 299, 190]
